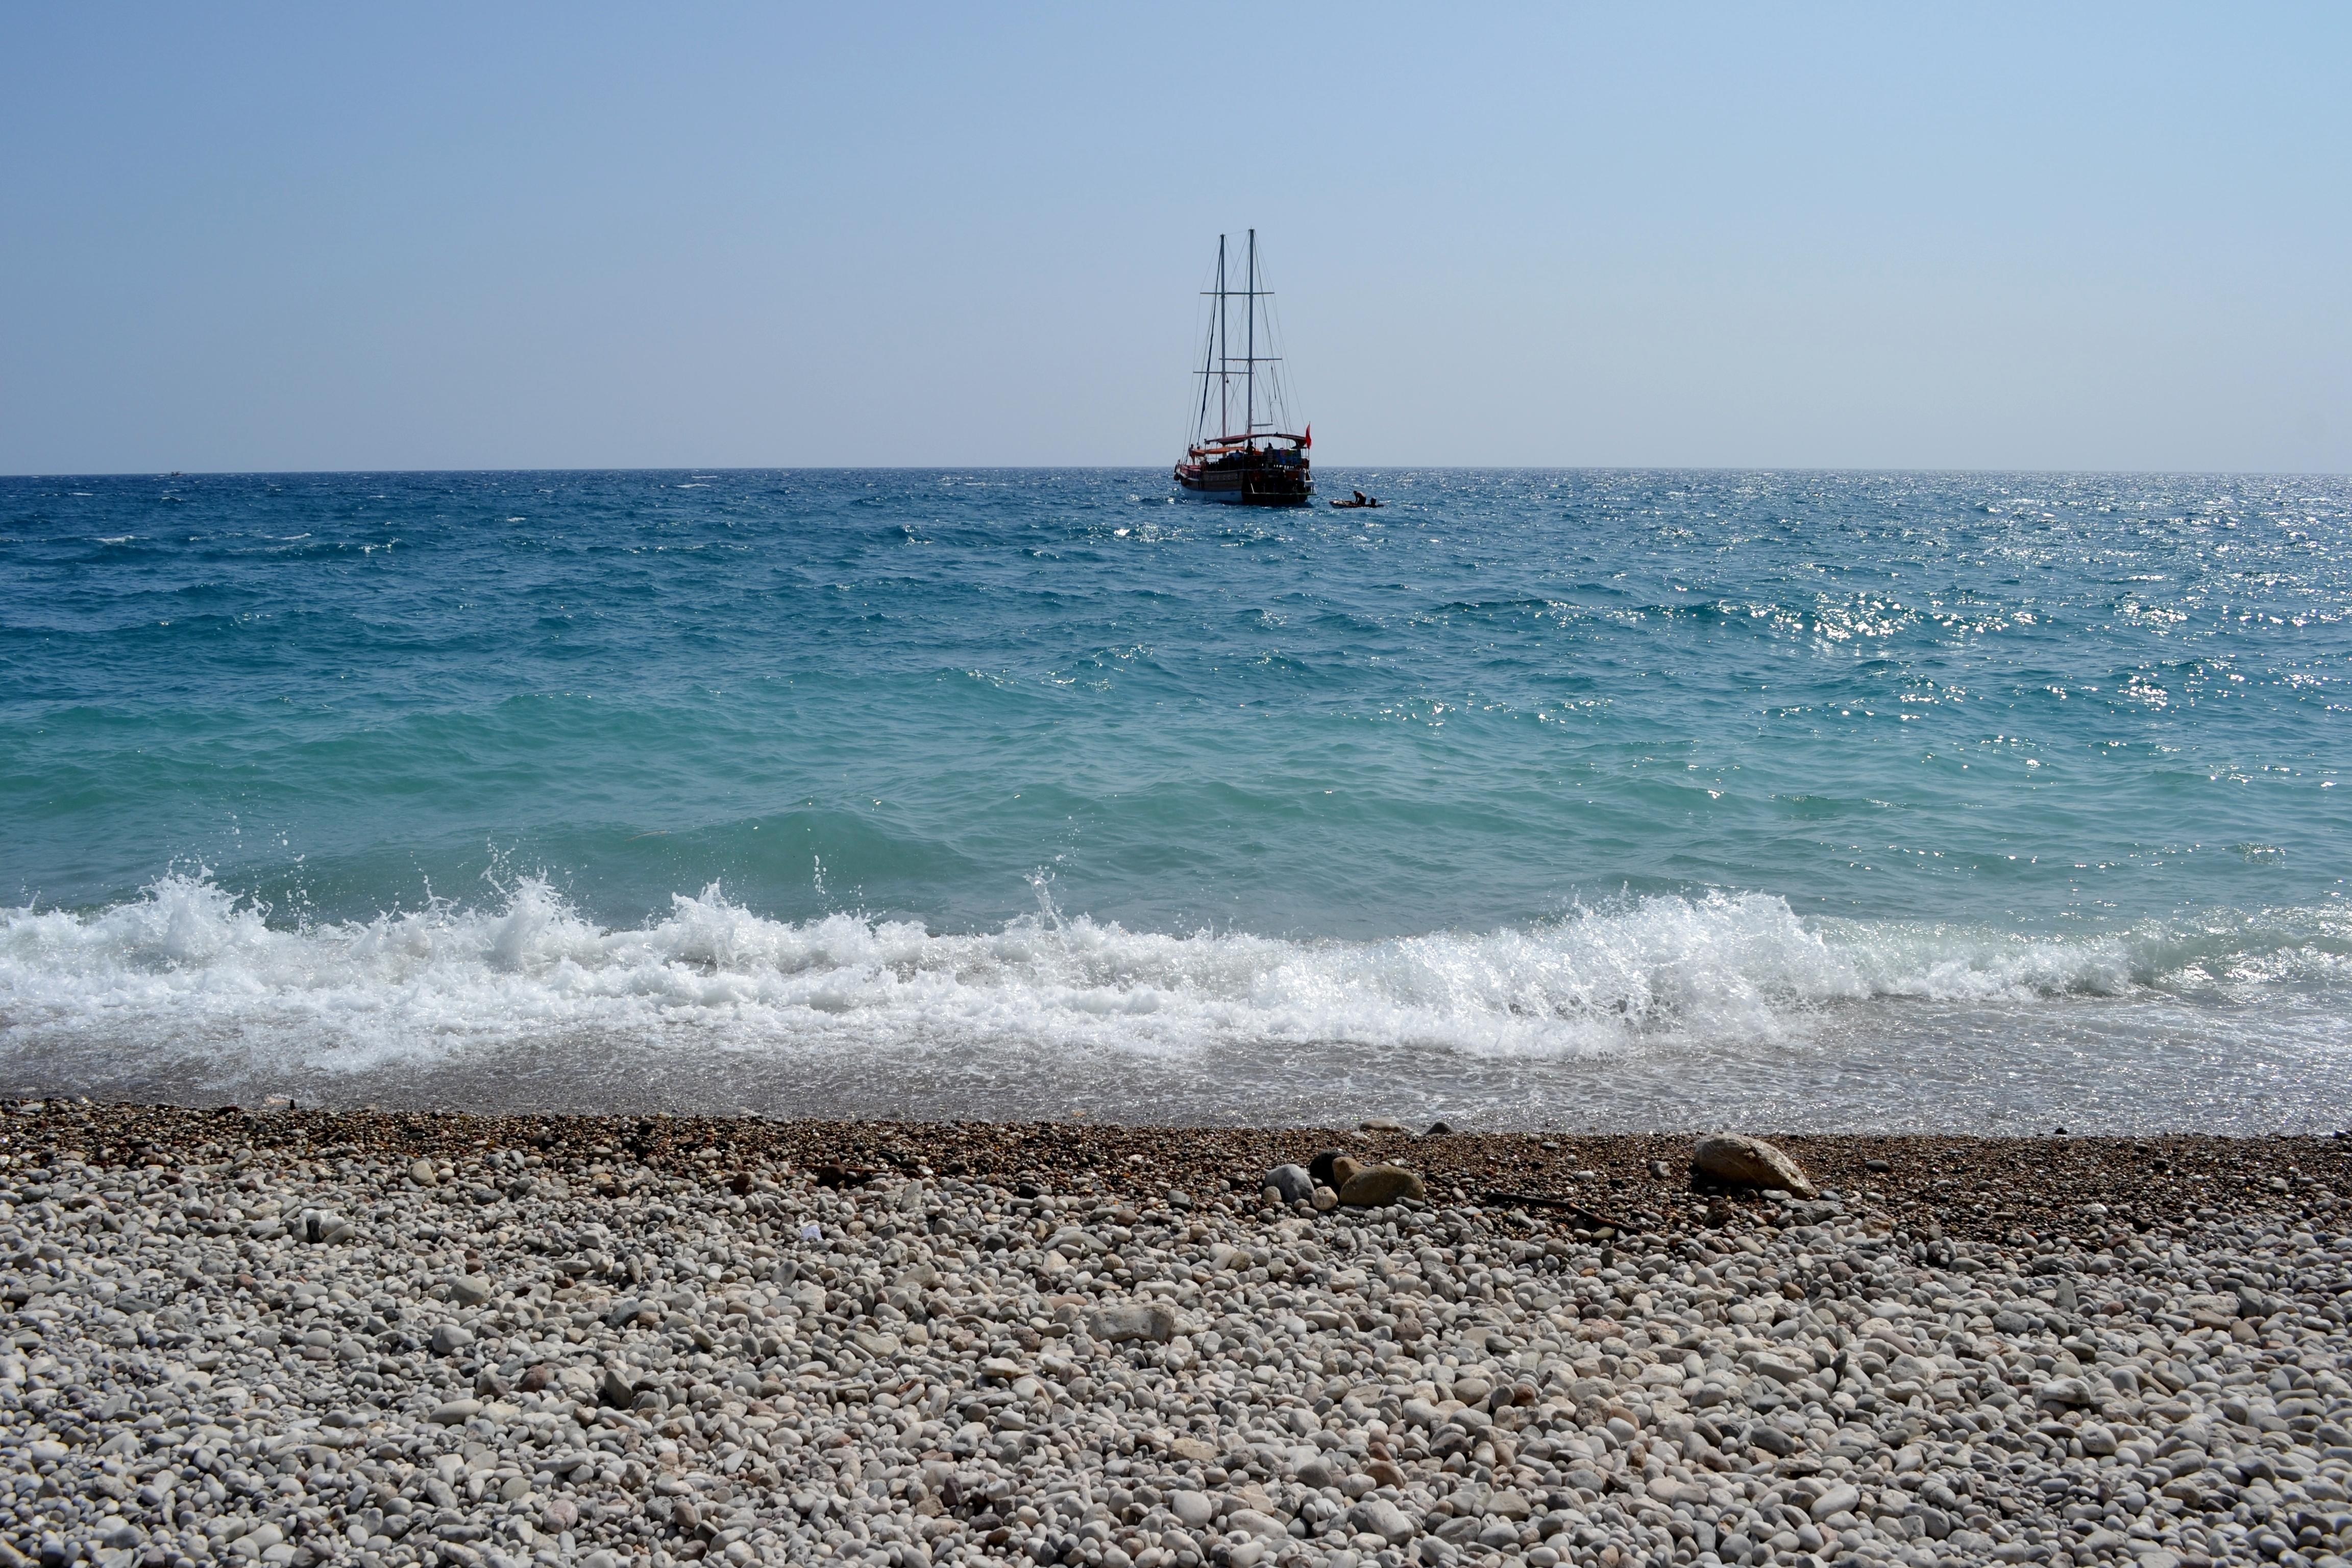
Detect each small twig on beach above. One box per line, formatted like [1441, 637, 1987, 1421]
[1479, 1190, 1636, 1232]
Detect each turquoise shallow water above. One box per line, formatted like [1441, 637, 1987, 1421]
[3, 469, 2348, 1128]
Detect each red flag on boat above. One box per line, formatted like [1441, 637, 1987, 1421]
[1302, 424, 1312, 449]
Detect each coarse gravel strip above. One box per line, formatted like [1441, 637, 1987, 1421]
[3, 1101, 2350, 1568]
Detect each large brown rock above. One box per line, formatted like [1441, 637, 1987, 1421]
[1693, 1134, 1817, 1197]
[1338, 1163, 1427, 1207]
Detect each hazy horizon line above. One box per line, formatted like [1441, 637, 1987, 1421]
[8, 463, 2350, 482]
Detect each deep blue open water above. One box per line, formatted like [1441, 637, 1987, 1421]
[3, 468, 2347, 1129]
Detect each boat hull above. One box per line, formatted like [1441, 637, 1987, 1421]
[1172, 458, 1314, 506]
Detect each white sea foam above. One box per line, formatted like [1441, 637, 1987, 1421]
[3, 875, 2343, 1085]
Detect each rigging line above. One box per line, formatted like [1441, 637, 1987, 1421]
[1262, 267, 1295, 433]
[1192, 240, 1219, 445]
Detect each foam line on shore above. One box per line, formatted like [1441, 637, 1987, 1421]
[3, 874, 2344, 1074]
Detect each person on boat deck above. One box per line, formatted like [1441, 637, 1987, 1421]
[1354, 490, 1369, 504]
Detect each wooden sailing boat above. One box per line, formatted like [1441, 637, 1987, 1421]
[1173, 230, 1313, 505]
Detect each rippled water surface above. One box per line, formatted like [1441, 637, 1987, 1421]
[3, 469, 2347, 1128]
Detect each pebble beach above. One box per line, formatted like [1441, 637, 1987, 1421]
[5, 1102, 2350, 1568]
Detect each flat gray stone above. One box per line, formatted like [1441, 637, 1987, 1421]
[1086, 1301, 1177, 1344]
[1262, 1164, 1313, 1205]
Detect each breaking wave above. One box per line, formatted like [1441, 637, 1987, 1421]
[4, 874, 2344, 1079]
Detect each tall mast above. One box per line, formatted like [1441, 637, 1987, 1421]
[1244, 228, 1257, 444]
[1216, 236, 1230, 440]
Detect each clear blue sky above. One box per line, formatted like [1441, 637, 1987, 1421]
[4, 3, 2346, 474]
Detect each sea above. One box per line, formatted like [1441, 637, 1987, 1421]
[3, 469, 2347, 1132]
